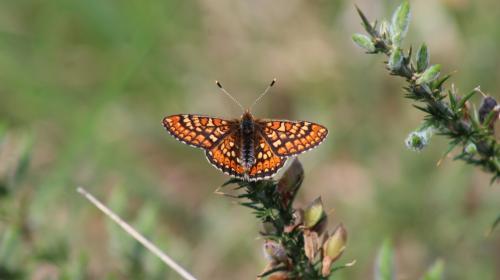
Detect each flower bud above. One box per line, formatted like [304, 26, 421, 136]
[388, 47, 403, 72]
[464, 142, 477, 155]
[321, 224, 348, 277]
[278, 158, 304, 208]
[405, 127, 433, 152]
[476, 141, 493, 156]
[263, 240, 287, 263]
[303, 197, 326, 229]
[352, 34, 375, 53]
[323, 224, 348, 261]
[416, 43, 429, 73]
[416, 64, 441, 85]
[479, 96, 499, 127]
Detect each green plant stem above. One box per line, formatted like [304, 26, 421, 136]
[223, 178, 325, 279]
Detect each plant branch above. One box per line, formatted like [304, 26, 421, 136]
[353, 1, 500, 182]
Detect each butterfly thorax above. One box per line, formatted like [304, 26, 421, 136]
[240, 111, 256, 171]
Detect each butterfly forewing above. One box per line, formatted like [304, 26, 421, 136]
[257, 120, 328, 157]
[163, 114, 234, 149]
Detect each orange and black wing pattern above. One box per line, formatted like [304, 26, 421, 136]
[204, 132, 246, 178]
[247, 133, 286, 180]
[163, 114, 234, 149]
[257, 120, 328, 157]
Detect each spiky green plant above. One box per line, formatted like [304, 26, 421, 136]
[221, 159, 353, 279]
[353, 1, 500, 182]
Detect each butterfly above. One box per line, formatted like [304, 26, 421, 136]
[162, 79, 328, 181]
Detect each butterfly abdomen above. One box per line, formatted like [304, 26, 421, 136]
[240, 114, 256, 170]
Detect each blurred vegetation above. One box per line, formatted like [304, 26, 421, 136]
[0, 0, 499, 279]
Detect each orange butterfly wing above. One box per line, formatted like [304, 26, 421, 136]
[257, 120, 328, 157]
[247, 134, 286, 180]
[163, 114, 233, 149]
[163, 114, 246, 178]
[205, 132, 246, 178]
[163, 115, 326, 180]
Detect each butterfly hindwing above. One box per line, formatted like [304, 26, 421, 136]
[248, 134, 286, 180]
[163, 114, 234, 149]
[258, 120, 328, 157]
[205, 132, 246, 178]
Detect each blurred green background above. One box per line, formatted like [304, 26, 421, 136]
[0, 0, 499, 279]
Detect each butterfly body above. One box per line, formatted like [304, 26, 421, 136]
[240, 111, 257, 171]
[163, 110, 328, 181]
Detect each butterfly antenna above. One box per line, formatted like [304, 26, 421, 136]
[249, 78, 277, 111]
[215, 81, 245, 111]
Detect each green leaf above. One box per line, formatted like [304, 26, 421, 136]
[258, 265, 288, 277]
[331, 259, 357, 273]
[441, 142, 459, 160]
[457, 88, 478, 109]
[416, 43, 429, 72]
[375, 239, 394, 280]
[432, 74, 451, 90]
[416, 64, 441, 85]
[421, 259, 444, 280]
[391, 0, 411, 46]
[448, 91, 457, 111]
[352, 33, 376, 52]
[388, 48, 404, 71]
[355, 5, 377, 37]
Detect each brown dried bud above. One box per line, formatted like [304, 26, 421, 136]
[277, 158, 304, 208]
[303, 230, 320, 262]
[268, 272, 290, 280]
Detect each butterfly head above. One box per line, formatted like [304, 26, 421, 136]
[241, 111, 254, 132]
[242, 109, 252, 118]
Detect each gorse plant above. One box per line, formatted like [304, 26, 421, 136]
[221, 159, 353, 279]
[353, 1, 500, 182]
